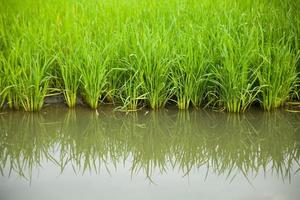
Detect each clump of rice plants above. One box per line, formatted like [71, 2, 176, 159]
[117, 69, 145, 111]
[57, 46, 81, 108]
[137, 27, 174, 109]
[3, 45, 54, 111]
[78, 41, 110, 109]
[210, 27, 260, 112]
[112, 29, 147, 111]
[171, 30, 210, 109]
[1, 18, 55, 111]
[257, 42, 299, 111]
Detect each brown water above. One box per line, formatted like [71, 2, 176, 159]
[0, 106, 300, 200]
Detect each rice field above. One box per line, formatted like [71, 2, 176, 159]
[0, 0, 299, 112]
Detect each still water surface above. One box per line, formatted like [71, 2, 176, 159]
[0, 106, 300, 200]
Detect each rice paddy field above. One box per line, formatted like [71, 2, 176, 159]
[0, 0, 300, 112]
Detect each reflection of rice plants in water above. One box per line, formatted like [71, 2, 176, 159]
[0, 109, 299, 183]
[0, 0, 299, 112]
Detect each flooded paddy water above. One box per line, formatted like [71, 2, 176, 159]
[0, 106, 300, 200]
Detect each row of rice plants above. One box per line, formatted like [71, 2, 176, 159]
[0, 0, 299, 112]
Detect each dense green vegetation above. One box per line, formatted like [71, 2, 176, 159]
[0, 0, 299, 112]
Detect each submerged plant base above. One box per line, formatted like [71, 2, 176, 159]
[2, 95, 299, 113]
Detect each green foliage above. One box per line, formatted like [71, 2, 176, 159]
[211, 27, 260, 112]
[171, 31, 210, 109]
[0, 0, 299, 111]
[257, 43, 299, 110]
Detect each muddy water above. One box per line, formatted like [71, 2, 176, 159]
[0, 106, 300, 200]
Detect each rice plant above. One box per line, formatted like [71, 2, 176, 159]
[113, 30, 147, 110]
[57, 44, 81, 108]
[78, 41, 110, 109]
[171, 31, 210, 109]
[257, 42, 299, 111]
[136, 26, 174, 109]
[117, 69, 145, 111]
[2, 23, 54, 111]
[7, 46, 54, 111]
[210, 26, 260, 112]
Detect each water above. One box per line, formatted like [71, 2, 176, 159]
[0, 106, 300, 200]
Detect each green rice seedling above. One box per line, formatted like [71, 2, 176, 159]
[53, 2, 86, 108]
[0, 14, 12, 108]
[18, 55, 53, 112]
[257, 42, 299, 111]
[0, 16, 24, 110]
[7, 42, 54, 111]
[1, 53, 20, 110]
[210, 26, 260, 112]
[105, 62, 122, 104]
[105, 32, 136, 105]
[136, 26, 174, 109]
[0, 1, 59, 111]
[117, 69, 145, 111]
[1, 17, 55, 111]
[111, 28, 147, 110]
[54, 1, 116, 109]
[57, 47, 81, 108]
[78, 42, 110, 109]
[171, 32, 210, 109]
[104, 63, 125, 105]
